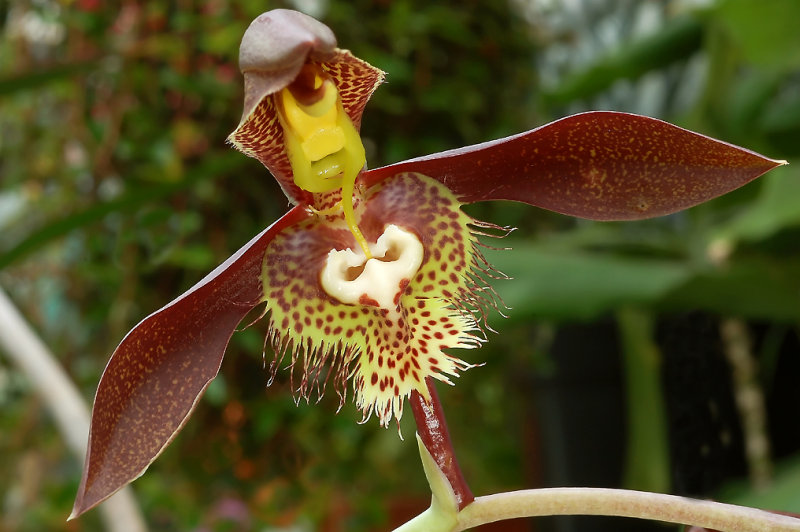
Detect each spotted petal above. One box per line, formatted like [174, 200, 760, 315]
[365, 111, 786, 220]
[70, 207, 309, 519]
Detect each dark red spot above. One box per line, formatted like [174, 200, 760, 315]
[371, 373, 378, 385]
[359, 294, 380, 307]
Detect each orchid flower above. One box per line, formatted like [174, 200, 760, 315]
[71, 9, 785, 519]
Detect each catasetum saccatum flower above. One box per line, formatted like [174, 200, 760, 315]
[71, 9, 785, 518]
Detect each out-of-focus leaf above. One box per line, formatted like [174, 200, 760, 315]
[368, 112, 785, 221]
[617, 308, 669, 494]
[725, 72, 784, 140]
[486, 242, 692, 321]
[661, 256, 800, 321]
[720, 454, 800, 513]
[542, 16, 704, 104]
[717, 166, 800, 242]
[0, 152, 246, 271]
[716, 0, 800, 72]
[759, 89, 800, 154]
[0, 60, 99, 94]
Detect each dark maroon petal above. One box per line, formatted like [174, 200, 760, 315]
[70, 207, 309, 518]
[410, 380, 474, 511]
[364, 112, 786, 220]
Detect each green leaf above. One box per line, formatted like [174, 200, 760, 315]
[0, 61, 98, 95]
[716, 0, 800, 72]
[720, 454, 800, 513]
[542, 16, 704, 104]
[617, 308, 670, 493]
[717, 166, 800, 242]
[487, 242, 692, 321]
[661, 256, 800, 321]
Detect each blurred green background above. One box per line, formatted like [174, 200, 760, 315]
[1, 0, 799, 531]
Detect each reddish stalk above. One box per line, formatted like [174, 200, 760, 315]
[410, 378, 474, 510]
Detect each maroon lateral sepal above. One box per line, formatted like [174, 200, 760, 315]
[70, 206, 309, 518]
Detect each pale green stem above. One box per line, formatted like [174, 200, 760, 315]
[392, 435, 458, 532]
[455, 487, 800, 532]
[617, 307, 670, 492]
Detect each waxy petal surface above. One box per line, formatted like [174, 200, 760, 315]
[71, 207, 309, 518]
[365, 112, 785, 220]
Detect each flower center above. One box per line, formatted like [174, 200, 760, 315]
[276, 63, 371, 258]
[320, 225, 423, 310]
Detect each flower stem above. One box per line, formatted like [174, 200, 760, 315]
[456, 487, 800, 532]
[410, 378, 474, 510]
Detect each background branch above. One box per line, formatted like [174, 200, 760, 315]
[0, 286, 148, 532]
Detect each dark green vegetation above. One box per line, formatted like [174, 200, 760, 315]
[1, 1, 799, 531]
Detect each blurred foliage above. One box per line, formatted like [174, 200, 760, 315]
[1, 1, 799, 531]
